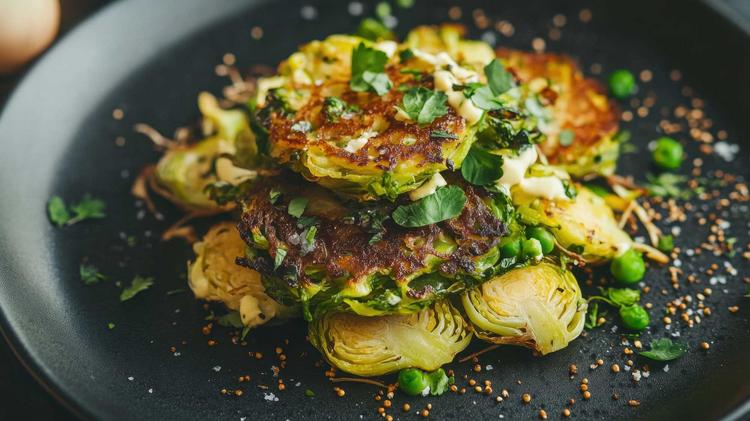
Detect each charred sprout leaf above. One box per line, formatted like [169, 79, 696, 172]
[398, 87, 449, 125]
[392, 185, 467, 227]
[350, 43, 391, 95]
[217, 311, 244, 328]
[639, 338, 687, 361]
[287, 197, 309, 218]
[461, 147, 503, 186]
[80, 264, 106, 285]
[120, 276, 154, 301]
[355, 18, 394, 41]
[274, 248, 287, 270]
[47, 196, 70, 226]
[484, 59, 513, 96]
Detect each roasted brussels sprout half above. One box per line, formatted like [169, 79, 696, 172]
[513, 185, 632, 263]
[189, 222, 296, 328]
[153, 93, 260, 211]
[309, 301, 471, 376]
[461, 262, 586, 355]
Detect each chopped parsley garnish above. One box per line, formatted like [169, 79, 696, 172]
[350, 43, 391, 96]
[120, 275, 154, 302]
[80, 264, 107, 285]
[484, 59, 514, 96]
[274, 248, 287, 270]
[399, 48, 415, 62]
[398, 87, 449, 125]
[269, 188, 281, 204]
[461, 146, 504, 186]
[47, 194, 106, 227]
[301, 226, 317, 255]
[287, 197, 309, 218]
[646, 173, 691, 199]
[639, 338, 687, 361]
[323, 97, 358, 122]
[559, 129, 575, 146]
[355, 18, 394, 41]
[469, 85, 504, 111]
[107, 322, 115, 330]
[392, 185, 467, 227]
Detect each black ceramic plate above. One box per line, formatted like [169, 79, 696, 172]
[1, 0, 749, 419]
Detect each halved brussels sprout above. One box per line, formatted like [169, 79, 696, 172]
[189, 222, 296, 328]
[513, 185, 632, 263]
[153, 93, 260, 211]
[461, 262, 586, 355]
[309, 301, 471, 376]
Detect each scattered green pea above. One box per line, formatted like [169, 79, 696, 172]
[608, 69, 636, 99]
[375, 2, 392, 19]
[521, 238, 543, 260]
[657, 234, 674, 253]
[652, 137, 684, 170]
[619, 304, 650, 331]
[610, 249, 645, 284]
[398, 368, 428, 396]
[526, 226, 555, 255]
[396, 0, 415, 8]
[501, 238, 521, 258]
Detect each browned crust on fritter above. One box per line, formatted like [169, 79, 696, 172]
[237, 174, 505, 287]
[496, 48, 619, 164]
[267, 66, 466, 171]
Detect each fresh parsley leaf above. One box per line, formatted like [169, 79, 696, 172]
[398, 87, 449, 125]
[69, 195, 106, 224]
[355, 17, 394, 41]
[269, 188, 281, 204]
[120, 276, 154, 301]
[469, 85, 503, 111]
[430, 130, 458, 140]
[424, 368, 453, 396]
[301, 226, 317, 254]
[288, 197, 309, 218]
[350, 43, 391, 95]
[559, 129, 575, 146]
[484, 59, 513, 96]
[461, 147, 503, 186]
[392, 185, 467, 227]
[217, 311, 244, 328]
[47, 196, 70, 226]
[274, 248, 287, 270]
[323, 96, 358, 122]
[639, 338, 687, 361]
[399, 48, 415, 62]
[80, 264, 106, 285]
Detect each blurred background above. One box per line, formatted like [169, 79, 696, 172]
[0, 0, 749, 419]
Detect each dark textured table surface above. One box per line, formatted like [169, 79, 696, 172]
[0, 0, 748, 419]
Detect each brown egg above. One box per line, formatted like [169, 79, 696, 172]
[0, 0, 60, 74]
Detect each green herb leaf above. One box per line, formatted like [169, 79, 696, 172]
[274, 248, 287, 270]
[302, 225, 317, 254]
[120, 276, 154, 301]
[355, 17, 394, 41]
[602, 287, 640, 307]
[657, 234, 674, 253]
[350, 43, 391, 95]
[47, 196, 70, 226]
[69, 194, 106, 223]
[559, 129, 575, 146]
[585, 302, 600, 329]
[461, 147, 503, 186]
[424, 368, 453, 396]
[392, 185, 467, 227]
[269, 188, 281, 204]
[398, 87, 449, 125]
[288, 197, 309, 218]
[430, 130, 457, 140]
[646, 173, 690, 199]
[484, 59, 513, 96]
[399, 48, 415, 62]
[469, 85, 503, 111]
[217, 311, 244, 328]
[639, 338, 688, 361]
[323, 96, 358, 122]
[80, 264, 107, 285]
[304, 389, 316, 397]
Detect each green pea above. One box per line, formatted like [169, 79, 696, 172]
[619, 304, 650, 330]
[526, 226, 555, 254]
[657, 234, 674, 253]
[610, 249, 645, 284]
[375, 2, 392, 19]
[608, 69, 636, 99]
[396, 0, 415, 8]
[652, 137, 684, 170]
[500, 238, 521, 258]
[521, 238, 543, 260]
[398, 368, 428, 396]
